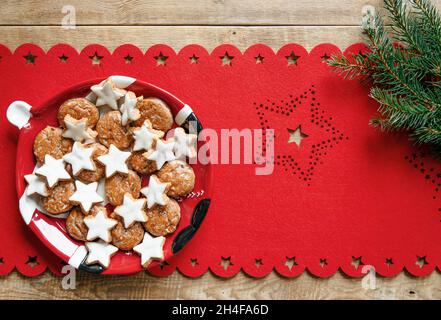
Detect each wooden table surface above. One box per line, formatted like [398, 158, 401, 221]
[1, 0, 441, 300]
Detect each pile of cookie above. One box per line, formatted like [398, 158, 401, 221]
[24, 77, 197, 269]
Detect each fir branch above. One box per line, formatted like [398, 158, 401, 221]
[328, 0, 441, 157]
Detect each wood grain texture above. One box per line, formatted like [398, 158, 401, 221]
[1, 0, 441, 300]
[0, 26, 365, 52]
[0, 0, 387, 26]
[0, 270, 440, 300]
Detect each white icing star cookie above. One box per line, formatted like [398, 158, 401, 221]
[91, 79, 125, 110]
[133, 121, 164, 152]
[172, 127, 198, 160]
[63, 142, 95, 175]
[140, 175, 170, 209]
[69, 180, 103, 212]
[62, 115, 97, 143]
[145, 138, 175, 170]
[84, 207, 117, 242]
[114, 193, 147, 228]
[97, 144, 131, 177]
[35, 155, 71, 188]
[120, 92, 140, 126]
[85, 241, 118, 268]
[24, 173, 48, 196]
[133, 232, 165, 268]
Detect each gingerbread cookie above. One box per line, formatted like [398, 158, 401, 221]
[96, 111, 133, 149]
[105, 170, 141, 206]
[42, 181, 75, 214]
[110, 213, 144, 251]
[57, 98, 99, 128]
[143, 198, 181, 236]
[76, 143, 108, 183]
[129, 151, 157, 175]
[156, 160, 195, 198]
[133, 98, 173, 132]
[33, 126, 73, 163]
[66, 208, 88, 241]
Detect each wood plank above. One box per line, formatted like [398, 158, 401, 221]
[0, 270, 437, 300]
[0, 26, 365, 52]
[0, 0, 387, 26]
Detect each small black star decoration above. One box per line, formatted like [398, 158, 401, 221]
[154, 52, 168, 66]
[59, 54, 69, 63]
[26, 255, 39, 268]
[220, 256, 233, 270]
[124, 54, 133, 64]
[220, 51, 234, 66]
[255, 258, 263, 268]
[23, 52, 36, 64]
[351, 256, 363, 270]
[319, 258, 328, 268]
[284, 256, 298, 271]
[385, 258, 393, 267]
[320, 53, 331, 62]
[89, 52, 103, 65]
[189, 54, 199, 64]
[415, 255, 428, 268]
[286, 51, 300, 65]
[255, 54, 264, 64]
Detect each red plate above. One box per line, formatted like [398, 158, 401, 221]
[8, 75, 212, 275]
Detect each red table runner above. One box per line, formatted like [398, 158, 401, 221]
[0, 43, 440, 278]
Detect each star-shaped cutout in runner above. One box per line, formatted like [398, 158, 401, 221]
[154, 52, 168, 66]
[189, 54, 199, 64]
[145, 139, 176, 170]
[91, 79, 125, 110]
[62, 115, 97, 143]
[84, 207, 117, 242]
[89, 52, 103, 65]
[255, 54, 264, 64]
[85, 241, 118, 268]
[124, 54, 133, 64]
[97, 144, 131, 177]
[63, 142, 95, 175]
[172, 127, 198, 160]
[133, 120, 164, 152]
[133, 232, 165, 268]
[23, 52, 36, 64]
[69, 180, 103, 213]
[287, 125, 308, 147]
[35, 155, 71, 187]
[220, 51, 234, 66]
[24, 173, 48, 196]
[286, 51, 300, 65]
[59, 54, 69, 63]
[114, 193, 147, 228]
[120, 92, 140, 126]
[140, 175, 170, 209]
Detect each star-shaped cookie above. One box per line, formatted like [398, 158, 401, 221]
[85, 241, 118, 268]
[97, 144, 131, 177]
[133, 232, 165, 268]
[172, 127, 198, 160]
[69, 180, 103, 212]
[120, 92, 140, 126]
[145, 139, 175, 170]
[63, 142, 95, 175]
[133, 120, 164, 152]
[24, 173, 48, 196]
[91, 79, 125, 110]
[84, 207, 117, 242]
[114, 193, 147, 228]
[35, 155, 71, 187]
[62, 115, 97, 143]
[140, 175, 170, 209]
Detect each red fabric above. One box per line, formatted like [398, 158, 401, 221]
[0, 43, 440, 278]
